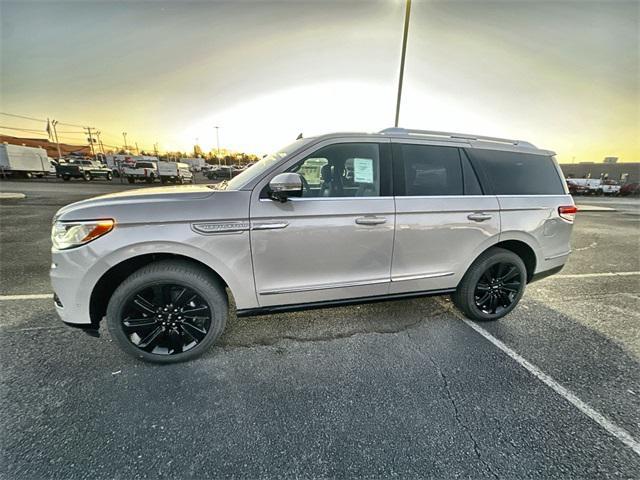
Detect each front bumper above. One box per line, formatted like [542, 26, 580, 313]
[50, 248, 99, 326]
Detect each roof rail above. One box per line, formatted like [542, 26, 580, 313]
[379, 128, 536, 148]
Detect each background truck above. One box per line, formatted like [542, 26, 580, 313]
[182, 157, 206, 172]
[566, 178, 620, 196]
[105, 155, 158, 176]
[0, 144, 49, 178]
[122, 161, 158, 183]
[157, 161, 194, 184]
[56, 159, 113, 181]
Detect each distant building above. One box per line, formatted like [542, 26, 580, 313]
[560, 161, 640, 184]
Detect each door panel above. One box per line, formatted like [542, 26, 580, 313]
[249, 140, 394, 307]
[390, 195, 500, 293]
[389, 141, 500, 294]
[251, 197, 395, 306]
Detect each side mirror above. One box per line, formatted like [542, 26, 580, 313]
[269, 172, 303, 202]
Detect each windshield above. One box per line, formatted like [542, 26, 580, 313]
[220, 138, 312, 190]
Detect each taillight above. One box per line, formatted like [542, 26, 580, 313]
[558, 205, 578, 222]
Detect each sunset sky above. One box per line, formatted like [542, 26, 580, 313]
[1, 0, 638, 162]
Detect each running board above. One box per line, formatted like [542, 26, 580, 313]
[236, 288, 456, 317]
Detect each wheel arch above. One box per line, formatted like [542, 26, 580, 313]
[89, 253, 229, 325]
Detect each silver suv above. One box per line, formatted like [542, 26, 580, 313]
[51, 128, 576, 362]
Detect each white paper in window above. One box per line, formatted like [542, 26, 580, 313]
[353, 158, 374, 183]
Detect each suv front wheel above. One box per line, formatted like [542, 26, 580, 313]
[106, 260, 228, 363]
[452, 247, 527, 322]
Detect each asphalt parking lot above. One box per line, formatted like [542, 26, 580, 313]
[1, 179, 639, 479]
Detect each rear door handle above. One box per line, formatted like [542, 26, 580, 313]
[467, 213, 493, 222]
[355, 216, 387, 226]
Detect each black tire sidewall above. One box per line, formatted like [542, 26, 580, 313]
[106, 262, 227, 363]
[455, 249, 527, 321]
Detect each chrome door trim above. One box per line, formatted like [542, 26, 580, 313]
[259, 277, 389, 296]
[391, 271, 454, 282]
[251, 222, 289, 231]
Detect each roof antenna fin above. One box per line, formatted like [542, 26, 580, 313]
[296, 132, 303, 140]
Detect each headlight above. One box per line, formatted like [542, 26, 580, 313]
[51, 219, 114, 250]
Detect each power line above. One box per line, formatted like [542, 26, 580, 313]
[0, 125, 47, 133]
[0, 112, 46, 123]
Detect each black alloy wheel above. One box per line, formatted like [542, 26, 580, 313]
[474, 262, 523, 315]
[451, 247, 527, 321]
[120, 283, 212, 356]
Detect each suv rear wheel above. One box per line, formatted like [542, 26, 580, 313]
[452, 247, 526, 321]
[106, 260, 228, 363]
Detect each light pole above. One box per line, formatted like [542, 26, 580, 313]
[394, 0, 412, 128]
[122, 132, 128, 151]
[214, 126, 220, 167]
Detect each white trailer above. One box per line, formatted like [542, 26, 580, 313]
[0, 144, 49, 178]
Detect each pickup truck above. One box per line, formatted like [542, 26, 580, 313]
[122, 161, 158, 183]
[57, 159, 113, 181]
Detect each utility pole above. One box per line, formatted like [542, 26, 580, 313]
[95, 131, 105, 155]
[51, 120, 63, 159]
[154, 143, 159, 157]
[394, 0, 412, 128]
[84, 127, 96, 157]
[215, 126, 220, 167]
[135, 142, 140, 154]
[122, 132, 128, 151]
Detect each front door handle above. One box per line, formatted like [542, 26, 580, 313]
[467, 212, 493, 222]
[355, 216, 387, 226]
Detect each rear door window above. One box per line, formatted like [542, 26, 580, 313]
[466, 149, 565, 195]
[396, 144, 463, 196]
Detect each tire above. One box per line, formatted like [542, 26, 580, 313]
[146, 175, 154, 184]
[106, 172, 113, 181]
[83, 172, 92, 181]
[127, 177, 135, 184]
[62, 175, 70, 181]
[177, 176, 184, 185]
[451, 247, 527, 322]
[106, 260, 228, 363]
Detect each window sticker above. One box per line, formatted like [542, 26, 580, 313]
[353, 158, 374, 183]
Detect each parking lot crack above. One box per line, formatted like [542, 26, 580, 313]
[408, 331, 500, 480]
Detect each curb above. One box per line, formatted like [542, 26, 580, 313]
[0, 192, 26, 200]
[577, 205, 616, 212]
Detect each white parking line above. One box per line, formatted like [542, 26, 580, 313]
[453, 312, 640, 457]
[555, 271, 640, 279]
[0, 294, 53, 301]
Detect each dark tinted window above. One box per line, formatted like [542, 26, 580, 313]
[461, 150, 483, 195]
[467, 149, 565, 195]
[400, 145, 462, 196]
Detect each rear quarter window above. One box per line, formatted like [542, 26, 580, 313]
[466, 149, 565, 195]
